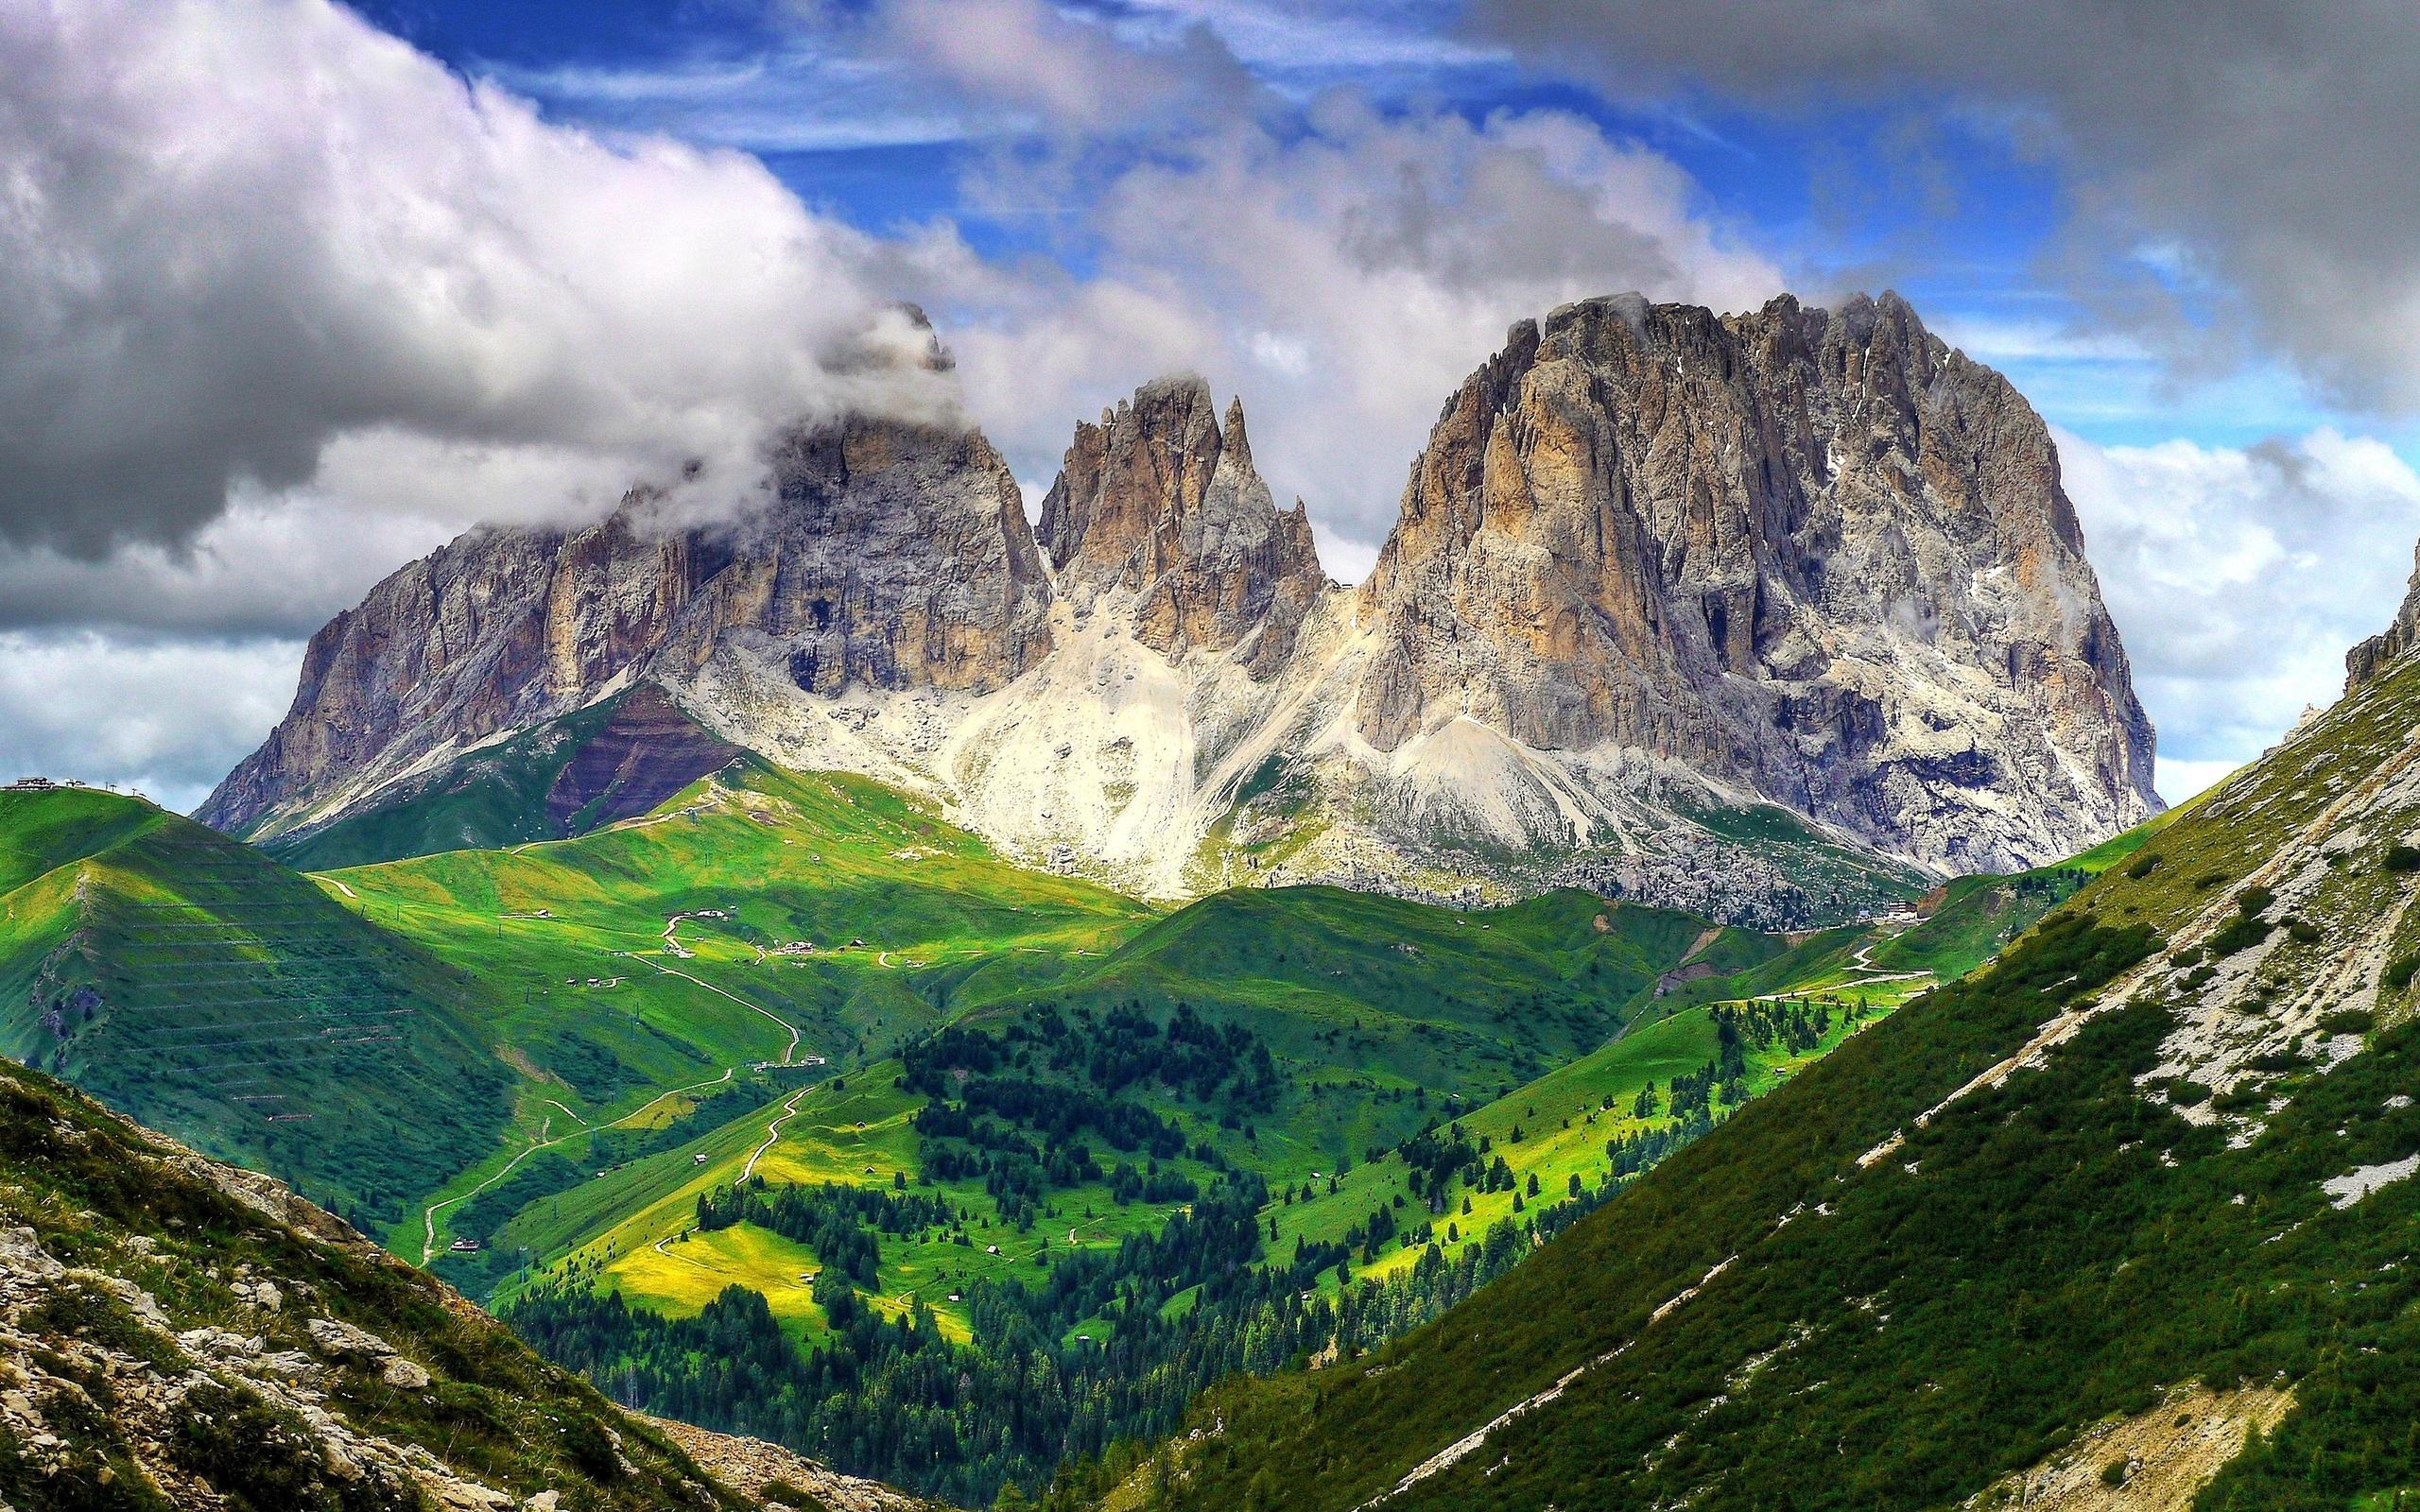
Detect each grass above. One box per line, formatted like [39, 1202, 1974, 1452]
[0, 785, 512, 1232]
[1266, 993, 1893, 1284]
[258, 696, 632, 868]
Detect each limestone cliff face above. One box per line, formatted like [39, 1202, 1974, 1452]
[1346, 292, 2160, 874]
[205, 291, 2160, 918]
[1038, 376, 1324, 675]
[656, 419, 1052, 696]
[2347, 540, 2420, 693]
[197, 418, 1050, 837]
[197, 510, 699, 835]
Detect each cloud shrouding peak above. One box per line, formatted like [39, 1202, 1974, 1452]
[0, 0, 957, 558]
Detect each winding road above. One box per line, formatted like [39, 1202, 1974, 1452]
[418, 939, 815, 1265]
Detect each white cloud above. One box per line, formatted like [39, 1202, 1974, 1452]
[1471, 0, 2420, 418]
[902, 89, 1782, 559]
[0, 632, 302, 814]
[2059, 425, 2420, 791]
[0, 0, 957, 556]
[2153, 758, 2238, 808]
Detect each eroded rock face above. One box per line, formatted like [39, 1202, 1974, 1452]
[1348, 292, 2160, 874]
[197, 508, 700, 836]
[202, 292, 2159, 914]
[198, 417, 1052, 838]
[2347, 540, 2420, 692]
[1039, 375, 1324, 675]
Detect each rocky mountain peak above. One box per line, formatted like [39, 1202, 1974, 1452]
[199, 410, 1053, 838]
[1350, 289, 2159, 875]
[206, 291, 2159, 917]
[1037, 374, 1324, 668]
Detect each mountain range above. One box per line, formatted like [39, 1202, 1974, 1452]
[199, 292, 2159, 927]
[12, 288, 2294, 1511]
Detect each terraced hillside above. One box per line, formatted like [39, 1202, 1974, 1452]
[1095, 647, 2420, 1511]
[0, 785, 511, 1233]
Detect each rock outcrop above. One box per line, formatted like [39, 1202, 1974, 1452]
[203, 293, 2160, 919]
[1039, 375, 1325, 676]
[2346, 539, 2420, 692]
[1346, 292, 2158, 875]
[0, 1051, 914, 1511]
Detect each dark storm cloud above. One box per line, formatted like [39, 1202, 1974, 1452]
[0, 0, 957, 558]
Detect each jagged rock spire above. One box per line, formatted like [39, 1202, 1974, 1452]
[1038, 375, 1323, 669]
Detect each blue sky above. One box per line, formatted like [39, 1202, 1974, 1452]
[354, 0, 2404, 455]
[7, 0, 2420, 811]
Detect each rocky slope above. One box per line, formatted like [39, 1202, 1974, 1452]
[201, 296, 2157, 921]
[0, 1046, 926, 1512]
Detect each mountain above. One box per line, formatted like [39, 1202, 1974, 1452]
[199, 293, 2155, 923]
[0, 783, 513, 1233]
[1038, 377, 1325, 673]
[1092, 586, 2420, 1512]
[1340, 292, 2157, 880]
[0, 1043, 928, 1512]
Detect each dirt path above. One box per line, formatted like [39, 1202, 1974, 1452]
[619, 952, 802, 1066]
[418, 955, 806, 1266]
[742, 1083, 814, 1181]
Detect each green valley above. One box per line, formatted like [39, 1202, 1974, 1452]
[0, 749, 2066, 1506]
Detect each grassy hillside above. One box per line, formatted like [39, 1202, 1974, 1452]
[0, 785, 512, 1233]
[0, 1037, 927, 1511]
[4, 756, 2073, 1507]
[465, 844, 1956, 1503]
[1097, 654, 2420, 1512]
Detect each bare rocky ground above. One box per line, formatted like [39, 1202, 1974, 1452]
[0, 1055, 918, 1512]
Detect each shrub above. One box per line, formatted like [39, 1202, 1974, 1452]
[2320, 1008, 2376, 1035]
[2165, 1079, 2211, 1107]
[2385, 844, 2420, 872]
[2386, 954, 2420, 991]
[2207, 915, 2273, 957]
[2101, 1458, 2132, 1486]
[761, 1479, 834, 1512]
[2236, 886, 2275, 917]
[2126, 853, 2162, 879]
[2285, 917, 2323, 944]
[2193, 871, 2229, 890]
